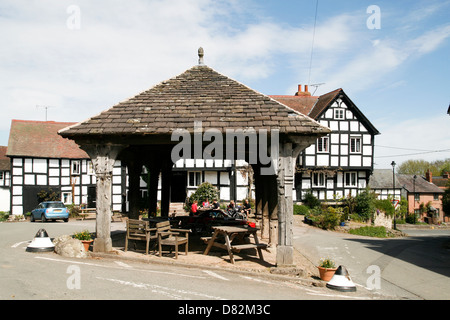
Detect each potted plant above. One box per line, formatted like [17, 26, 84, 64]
[317, 258, 337, 281]
[73, 230, 93, 251]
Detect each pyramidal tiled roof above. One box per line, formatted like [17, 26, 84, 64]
[59, 65, 330, 138]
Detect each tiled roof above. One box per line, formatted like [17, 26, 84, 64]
[271, 88, 379, 135]
[0, 146, 10, 171]
[59, 65, 330, 138]
[7, 120, 89, 159]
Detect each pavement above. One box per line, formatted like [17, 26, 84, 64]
[88, 215, 329, 288]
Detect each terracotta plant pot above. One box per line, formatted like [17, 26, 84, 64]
[81, 240, 93, 252]
[318, 266, 337, 282]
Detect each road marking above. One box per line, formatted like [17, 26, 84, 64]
[11, 240, 31, 248]
[304, 288, 373, 300]
[203, 270, 229, 281]
[97, 277, 226, 300]
[34, 256, 205, 279]
[115, 261, 132, 268]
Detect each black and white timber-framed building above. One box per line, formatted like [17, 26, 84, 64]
[271, 86, 380, 203]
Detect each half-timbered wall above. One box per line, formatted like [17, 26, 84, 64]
[296, 97, 375, 202]
[10, 157, 124, 215]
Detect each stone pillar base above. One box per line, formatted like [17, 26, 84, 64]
[93, 237, 112, 253]
[276, 245, 295, 267]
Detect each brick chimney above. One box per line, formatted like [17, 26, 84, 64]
[295, 84, 311, 96]
[426, 169, 432, 182]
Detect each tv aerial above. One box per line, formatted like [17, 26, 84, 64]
[36, 105, 56, 121]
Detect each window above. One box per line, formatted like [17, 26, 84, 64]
[345, 172, 357, 187]
[317, 137, 329, 153]
[87, 161, 95, 175]
[62, 192, 72, 205]
[434, 193, 439, 201]
[188, 171, 202, 187]
[71, 160, 80, 175]
[312, 172, 326, 188]
[334, 109, 345, 119]
[350, 137, 361, 153]
[414, 193, 420, 201]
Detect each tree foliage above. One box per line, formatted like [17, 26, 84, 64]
[398, 158, 450, 176]
[443, 180, 450, 217]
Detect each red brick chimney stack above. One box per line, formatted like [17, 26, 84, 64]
[426, 169, 433, 183]
[295, 84, 311, 96]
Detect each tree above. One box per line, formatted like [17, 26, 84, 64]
[398, 159, 450, 176]
[188, 182, 219, 208]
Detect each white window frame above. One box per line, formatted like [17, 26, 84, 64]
[350, 137, 362, 154]
[317, 136, 329, 153]
[87, 161, 95, 175]
[71, 160, 81, 175]
[334, 108, 345, 119]
[345, 172, 357, 187]
[62, 192, 72, 205]
[188, 171, 202, 187]
[312, 172, 326, 188]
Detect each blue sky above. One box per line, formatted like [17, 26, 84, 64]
[0, 0, 449, 169]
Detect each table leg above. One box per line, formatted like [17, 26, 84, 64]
[253, 232, 264, 260]
[203, 229, 219, 255]
[224, 233, 235, 264]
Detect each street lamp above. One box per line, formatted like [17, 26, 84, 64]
[391, 161, 396, 230]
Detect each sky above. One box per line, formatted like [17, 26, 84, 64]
[0, 0, 449, 169]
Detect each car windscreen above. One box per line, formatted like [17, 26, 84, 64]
[45, 203, 66, 208]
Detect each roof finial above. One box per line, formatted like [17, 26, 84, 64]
[198, 47, 204, 65]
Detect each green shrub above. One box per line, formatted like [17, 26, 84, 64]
[308, 206, 343, 230]
[293, 204, 309, 215]
[354, 189, 377, 222]
[188, 182, 219, 208]
[303, 190, 321, 209]
[374, 199, 395, 217]
[0, 211, 10, 221]
[349, 226, 387, 238]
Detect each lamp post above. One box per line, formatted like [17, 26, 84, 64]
[413, 175, 417, 224]
[391, 161, 396, 230]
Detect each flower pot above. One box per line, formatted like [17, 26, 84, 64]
[318, 266, 337, 282]
[81, 240, 93, 252]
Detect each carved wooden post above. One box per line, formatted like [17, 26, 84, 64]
[127, 159, 143, 220]
[276, 137, 317, 267]
[83, 144, 123, 253]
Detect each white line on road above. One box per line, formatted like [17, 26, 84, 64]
[34, 256, 206, 279]
[11, 240, 30, 248]
[203, 270, 229, 281]
[115, 261, 132, 268]
[97, 277, 226, 300]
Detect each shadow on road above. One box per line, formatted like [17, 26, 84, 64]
[345, 235, 450, 278]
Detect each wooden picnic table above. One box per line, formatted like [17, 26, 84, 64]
[203, 225, 267, 264]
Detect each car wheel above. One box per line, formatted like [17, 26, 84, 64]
[30, 214, 35, 222]
[64, 218, 68, 222]
[41, 214, 47, 222]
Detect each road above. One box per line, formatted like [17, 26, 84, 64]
[0, 220, 385, 303]
[292, 222, 450, 300]
[1, 219, 449, 302]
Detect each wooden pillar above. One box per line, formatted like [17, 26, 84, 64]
[83, 144, 124, 253]
[276, 136, 317, 267]
[127, 159, 142, 220]
[261, 175, 270, 240]
[147, 160, 161, 216]
[160, 161, 172, 218]
[268, 175, 278, 246]
[276, 141, 295, 267]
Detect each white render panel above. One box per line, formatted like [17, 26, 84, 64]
[204, 171, 217, 184]
[237, 170, 248, 185]
[317, 154, 329, 166]
[205, 159, 214, 168]
[363, 146, 372, 155]
[329, 121, 338, 131]
[112, 185, 121, 195]
[185, 159, 195, 167]
[36, 160, 50, 175]
[49, 159, 59, 167]
[49, 177, 59, 186]
[12, 186, 22, 195]
[349, 155, 362, 167]
[24, 159, 33, 172]
[340, 134, 348, 143]
[61, 177, 70, 185]
[13, 176, 23, 185]
[13, 158, 22, 166]
[61, 168, 70, 176]
[331, 145, 339, 155]
[325, 109, 333, 118]
[330, 134, 339, 144]
[305, 145, 315, 155]
[331, 156, 339, 166]
[220, 172, 230, 185]
[237, 187, 247, 201]
[49, 168, 60, 176]
[350, 121, 359, 132]
[341, 145, 348, 154]
[305, 156, 315, 166]
[61, 160, 70, 167]
[24, 174, 35, 185]
[363, 157, 372, 167]
[341, 156, 348, 167]
[220, 186, 230, 200]
[340, 121, 348, 131]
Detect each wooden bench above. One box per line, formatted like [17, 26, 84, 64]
[156, 220, 190, 259]
[125, 219, 157, 255]
[76, 208, 96, 221]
